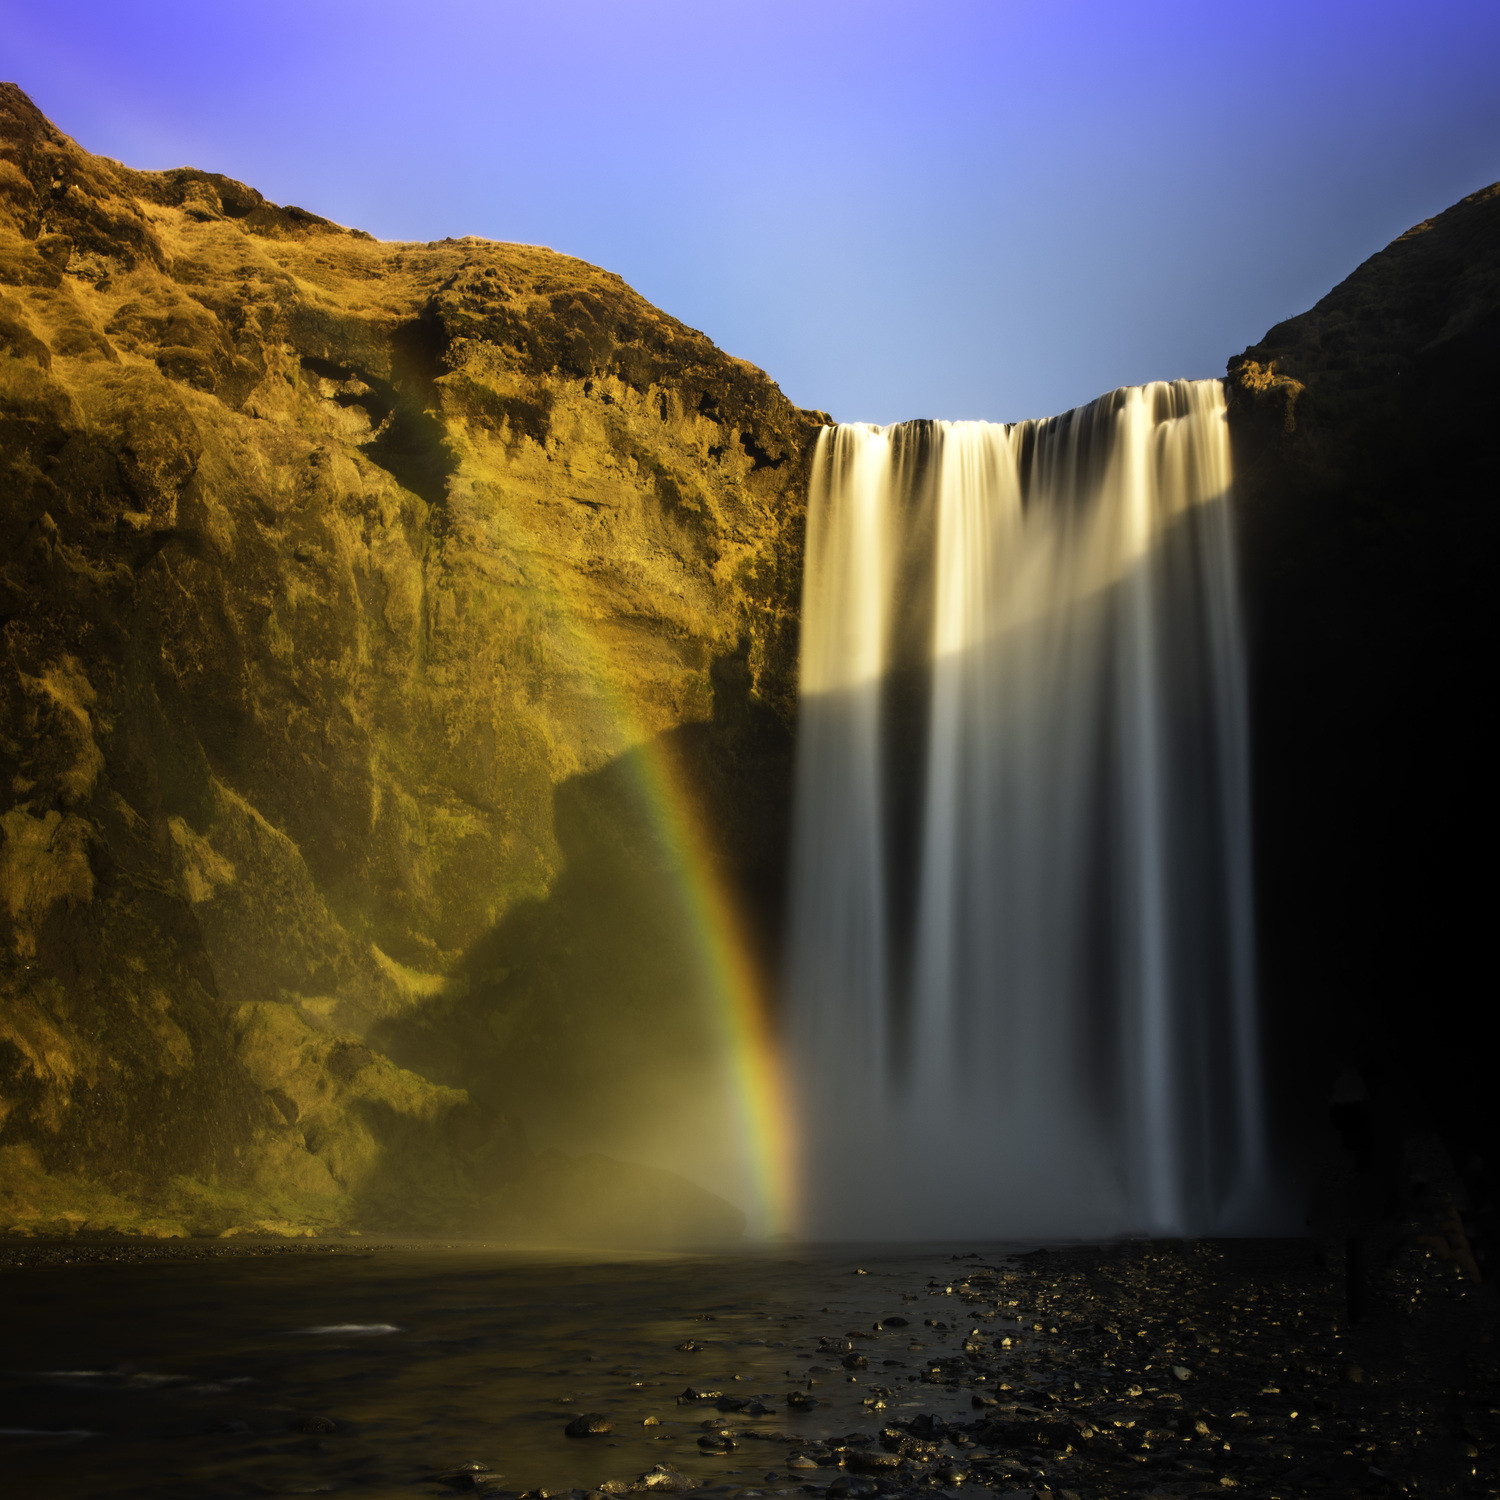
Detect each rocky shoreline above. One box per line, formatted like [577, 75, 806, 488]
[4, 1236, 1495, 1499]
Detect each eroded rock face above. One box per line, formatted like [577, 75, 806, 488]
[0, 83, 823, 1241]
[1225, 183, 1499, 1217]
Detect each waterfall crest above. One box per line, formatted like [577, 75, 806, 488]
[786, 379, 1268, 1240]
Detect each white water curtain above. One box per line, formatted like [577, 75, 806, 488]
[787, 380, 1268, 1240]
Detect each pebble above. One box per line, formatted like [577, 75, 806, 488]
[564, 1413, 612, 1437]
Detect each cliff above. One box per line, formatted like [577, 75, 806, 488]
[5, 75, 1496, 1251]
[1225, 183, 1499, 1241]
[0, 83, 824, 1241]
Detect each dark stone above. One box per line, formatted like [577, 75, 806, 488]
[844, 1452, 900, 1474]
[841, 1353, 868, 1369]
[826, 1478, 879, 1499]
[299, 1415, 337, 1433]
[565, 1413, 613, 1438]
[785, 1392, 819, 1411]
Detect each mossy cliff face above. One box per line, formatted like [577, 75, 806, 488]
[0, 84, 824, 1241]
[1225, 184, 1499, 1217]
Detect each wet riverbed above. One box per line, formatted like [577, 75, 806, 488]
[1, 1242, 1019, 1499]
[2, 1236, 1494, 1499]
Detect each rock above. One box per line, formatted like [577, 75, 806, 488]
[697, 1433, 737, 1451]
[841, 1353, 867, 1369]
[1170, 1365, 1192, 1382]
[679, 1386, 723, 1404]
[971, 1395, 998, 1408]
[826, 1478, 879, 1499]
[786, 1454, 819, 1469]
[566, 1413, 613, 1437]
[1224, 181, 1500, 1193]
[633, 1465, 700, 1492]
[0, 82, 815, 1242]
[934, 1465, 969, 1486]
[881, 1317, 908, 1327]
[785, 1391, 819, 1411]
[299, 1415, 338, 1433]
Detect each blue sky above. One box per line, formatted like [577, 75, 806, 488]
[3, 0, 1497, 423]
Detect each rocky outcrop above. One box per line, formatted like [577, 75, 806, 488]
[0, 83, 822, 1241]
[1226, 183, 1499, 1242]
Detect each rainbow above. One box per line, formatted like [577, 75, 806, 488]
[624, 736, 798, 1238]
[549, 604, 799, 1239]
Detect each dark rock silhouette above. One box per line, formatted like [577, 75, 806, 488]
[1226, 181, 1500, 1275]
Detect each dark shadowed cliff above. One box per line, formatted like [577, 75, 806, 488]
[1226, 183, 1499, 1254]
[0, 83, 825, 1240]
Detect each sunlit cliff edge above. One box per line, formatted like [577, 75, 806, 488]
[0, 82, 825, 1242]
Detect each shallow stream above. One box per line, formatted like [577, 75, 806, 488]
[2, 1242, 1021, 1499]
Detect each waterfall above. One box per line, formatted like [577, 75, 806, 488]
[786, 379, 1268, 1240]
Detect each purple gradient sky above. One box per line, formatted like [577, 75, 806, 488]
[3, 0, 1497, 423]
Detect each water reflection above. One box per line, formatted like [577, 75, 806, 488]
[2, 1243, 1023, 1498]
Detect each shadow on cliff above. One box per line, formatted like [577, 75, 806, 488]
[1232, 294, 1500, 1251]
[364, 639, 793, 1233]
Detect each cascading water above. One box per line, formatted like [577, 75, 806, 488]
[786, 379, 1269, 1240]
